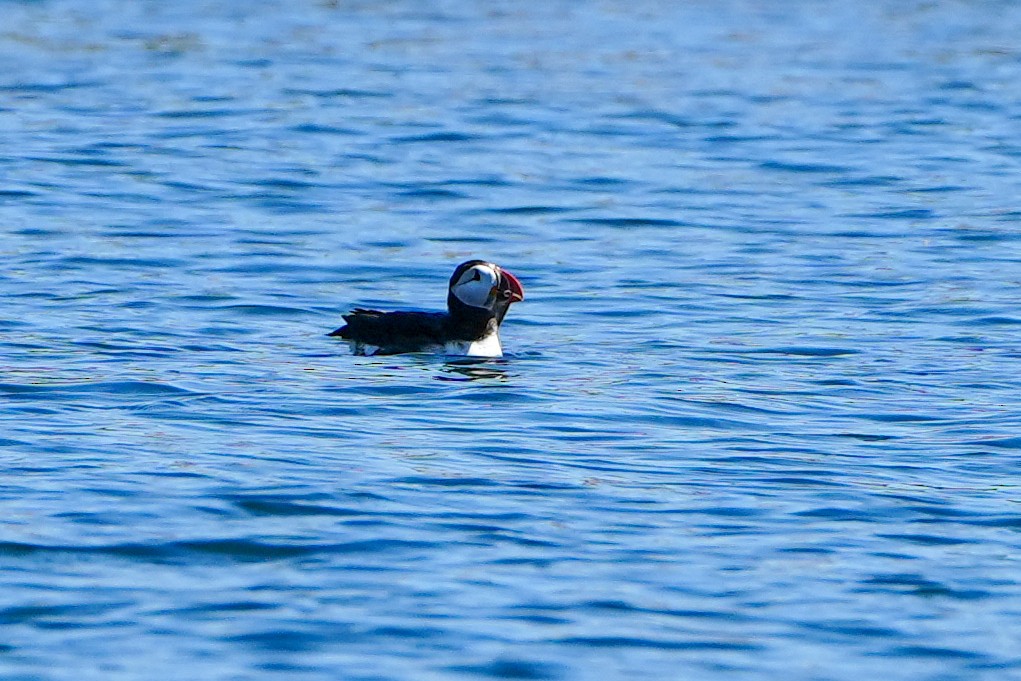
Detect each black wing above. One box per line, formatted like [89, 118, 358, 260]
[328, 309, 449, 354]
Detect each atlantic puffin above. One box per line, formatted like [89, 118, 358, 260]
[329, 260, 525, 357]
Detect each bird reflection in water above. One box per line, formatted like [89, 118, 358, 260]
[436, 358, 510, 382]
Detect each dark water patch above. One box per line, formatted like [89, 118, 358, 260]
[705, 134, 774, 144]
[103, 228, 204, 238]
[0, 189, 38, 199]
[482, 205, 573, 215]
[427, 234, 503, 244]
[954, 230, 1021, 242]
[824, 231, 914, 240]
[777, 546, 834, 555]
[467, 111, 541, 128]
[150, 126, 239, 140]
[583, 600, 756, 622]
[0, 604, 81, 624]
[736, 346, 860, 358]
[608, 109, 694, 127]
[228, 629, 340, 652]
[821, 175, 901, 187]
[880, 645, 988, 660]
[966, 437, 1021, 449]
[964, 516, 1021, 530]
[762, 476, 846, 488]
[661, 506, 768, 519]
[559, 636, 762, 652]
[834, 432, 897, 442]
[800, 620, 902, 639]
[901, 184, 969, 194]
[858, 574, 990, 600]
[716, 292, 798, 301]
[12, 226, 64, 237]
[389, 476, 502, 489]
[158, 601, 279, 616]
[245, 178, 320, 191]
[501, 611, 571, 625]
[760, 160, 853, 174]
[229, 496, 366, 518]
[155, 108, 257, 119]
[570, 176, 631, 187]
[939, 79, 979, 91]
[794, 507, 887, 522]
[0, 602, 129, 626]
[991, 210, 1021, 222]
[967, 315, 1021, 326]
[392, 131, 479, 143]
[436, 176, 515, 188]
[0, 380, 196, 397]
[844, 208, 936, 220]
[24, 155, 128, 168]
[289, 123, 360, 135]
[563, 217, 689, 228]
[360, 239, 412, 248]
[394, 187, 469, 200]
[240, 194, 325, 213]
[367, 625, 449, 640]
[281, 87, 390, 99]
[0, 81, 101, 93]
[57, 255, 186, 269]
[447, 658, 563, 680]
[436, 521, 512, 533]
[1, 539, 434, 563]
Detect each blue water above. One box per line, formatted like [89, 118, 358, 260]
[3, 1, 1021, 679]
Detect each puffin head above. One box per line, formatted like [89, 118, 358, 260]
[447, 260, 524, 323]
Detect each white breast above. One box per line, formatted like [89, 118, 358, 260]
[444, 331, 503, 358]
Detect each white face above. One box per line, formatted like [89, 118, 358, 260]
[451, 263, 499, 309]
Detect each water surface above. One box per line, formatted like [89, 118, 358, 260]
[3, 1, 1021, 679]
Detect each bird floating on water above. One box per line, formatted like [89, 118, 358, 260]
[329, 260, 525, 357]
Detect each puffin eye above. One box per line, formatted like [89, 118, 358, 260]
[471, 270, 482, 281]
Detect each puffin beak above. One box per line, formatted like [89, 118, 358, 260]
[498, 269, 525, 303]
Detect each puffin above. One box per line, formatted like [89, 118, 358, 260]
[329, 260, 525, 357]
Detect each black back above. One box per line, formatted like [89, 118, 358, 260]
[328, 307, 496, 355]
